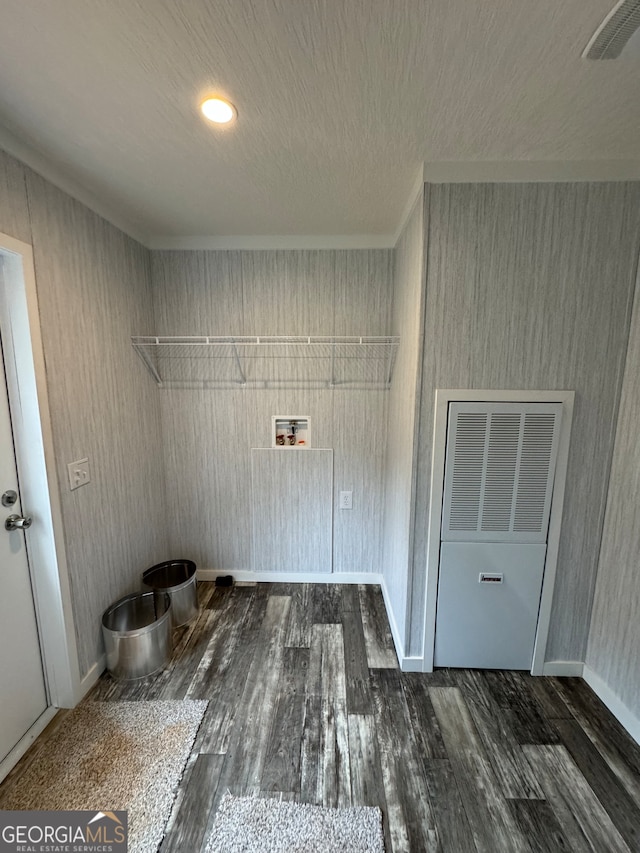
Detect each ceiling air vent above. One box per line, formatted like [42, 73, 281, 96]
[583, 0, 640, 59]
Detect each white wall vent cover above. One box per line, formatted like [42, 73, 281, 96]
[583, 0, 640, 59]
[441, 402, 563, 544]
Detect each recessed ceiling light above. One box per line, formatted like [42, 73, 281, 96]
[200, 97, 237, 124]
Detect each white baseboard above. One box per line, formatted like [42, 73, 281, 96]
[78, 655, 105, 700]
[542, 660, 585, 677]
[380, 577, 424, 672]
[196, 569, 383, 585]
[583, 665, 640, 746]
[380, 576, 406, 662]
[399, 657, 425, 672]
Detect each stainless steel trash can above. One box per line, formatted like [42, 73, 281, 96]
[143, 559, 198, 627]
[102, 591, 172, 680]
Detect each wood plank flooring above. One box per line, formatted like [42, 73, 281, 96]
[7, 582, 640, 852]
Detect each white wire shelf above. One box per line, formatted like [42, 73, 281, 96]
[132, 335, 400, 389]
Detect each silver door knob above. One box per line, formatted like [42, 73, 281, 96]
[5, 514, 32, 531]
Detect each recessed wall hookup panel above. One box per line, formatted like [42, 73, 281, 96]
[272, 416, 310, 448]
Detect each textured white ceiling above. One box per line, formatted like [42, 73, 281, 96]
[0, 0, 638, 245]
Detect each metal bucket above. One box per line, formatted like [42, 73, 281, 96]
[143, 559, 198, 627]
[102, 591, 172, 681]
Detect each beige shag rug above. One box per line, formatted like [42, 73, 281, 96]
[0, 700, 207, 853]
[205, 793, 385, 853]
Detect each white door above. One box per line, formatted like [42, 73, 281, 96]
[434, 541, 547, 669]
[435, 402, 563, 669]
[0, 330, 48, 762]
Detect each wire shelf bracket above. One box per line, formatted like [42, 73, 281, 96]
[131, 335, 400, 390]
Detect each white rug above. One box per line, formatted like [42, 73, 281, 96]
[205, 793, 385, 853]
[0, 700, 207, 853]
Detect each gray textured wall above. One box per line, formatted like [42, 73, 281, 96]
[586, 263, 640, 719]
[150, 249, 393, 574]
[382, 190, 426, 650]
[409, 182, 640, 661]
[0, 149, 167, 678]
[6, 145, 639, 687]
[0, 150, 31, 242]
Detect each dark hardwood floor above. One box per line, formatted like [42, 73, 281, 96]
[43, 583, 640, 849]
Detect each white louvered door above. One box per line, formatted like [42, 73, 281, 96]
[435, 402, 563, 669]
[441, 403, 562, 543]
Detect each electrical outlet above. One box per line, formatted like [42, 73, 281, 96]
[339, 490, 353, 510]
[68, 457, 91, 491]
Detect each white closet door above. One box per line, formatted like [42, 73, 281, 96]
[434, 541, 547, 669]
[435, 400, 564, 670]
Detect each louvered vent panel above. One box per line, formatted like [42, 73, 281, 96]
[447, 412, 487, 532]
[480, 414, 520, 532]
[514, 414, 557, 533]
[442, 402, 562, 543]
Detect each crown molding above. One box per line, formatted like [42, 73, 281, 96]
[146, 233, 396, 250]
[4, 121, 639, 254]
[0, 123, 149, 246]
[421, 159, 640, 183]
[392, 165, 426, 247]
